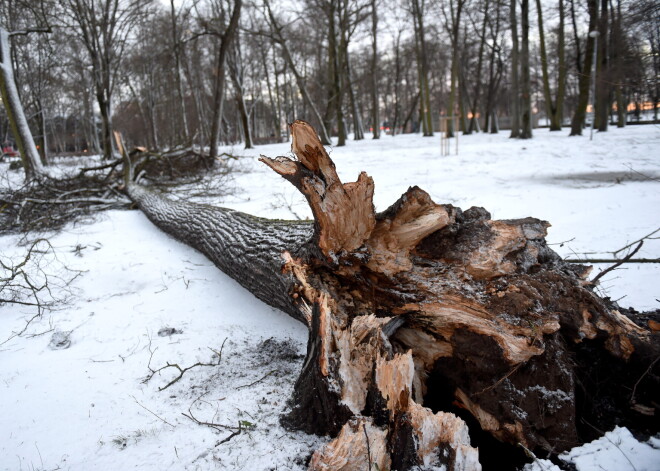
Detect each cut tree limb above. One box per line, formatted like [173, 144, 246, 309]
[124, 120, 659, 470]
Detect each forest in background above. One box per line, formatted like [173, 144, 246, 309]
[0, 0, 658, 167]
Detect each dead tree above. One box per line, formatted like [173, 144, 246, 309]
[125, 121, 658, 470]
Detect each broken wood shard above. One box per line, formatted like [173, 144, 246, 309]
[126, 120, 659, 470]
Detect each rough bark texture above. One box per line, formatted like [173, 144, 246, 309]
[126, 121, 659, 470]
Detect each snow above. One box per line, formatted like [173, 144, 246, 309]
[524, 427, 660, 471]
[1, 124, 659, 470]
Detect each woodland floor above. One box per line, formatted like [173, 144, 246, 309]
[0, 124, 659, 470]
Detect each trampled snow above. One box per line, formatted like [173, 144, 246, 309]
[1, 124, 658, 470]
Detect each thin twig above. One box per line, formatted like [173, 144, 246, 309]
[590, 241, 645, 285]
[564, 258, 658, 264]
[131, 395, 176, 428]
[581, 419, 638, 471]
[143, 339, 227, 391]
[630, 355, 660, 406]
[613, 227, 660, 256]
[181, 408, 241, 432]
[216, 423, 243, 446]
[236, 370, 276, 390]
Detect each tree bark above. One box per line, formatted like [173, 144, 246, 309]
[537, 0, 566, 131]
[0, 27, 44, 179]
[520, 0, 533, 139]
[570, 0, 598, 136]
[170, 0, 190, 144]
[468, 0, 489, 135]
[228, 34, 253, 149]
[411, 0, 433, 137]
[370, 0, 379, 139]
[594, 0, 609, 132]
[445, 0, 466, 138]
[125, 121, 659, 470]
[509, 0, 521, 138]
[209, 0, 242, 160]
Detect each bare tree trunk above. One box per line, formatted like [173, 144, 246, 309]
[445, 0, 466, 137]
[264, 0, 331, 145]
[411, 0, 433, 136]
[484, 0, 503, 135]
[594, 0, 609, 132]
[126, 120, 659, 471]
[370, 0, 379, 139]
[0, 27, 43, 179]
[228, 34, 253, 149]
[570, 0, 598, 136]
[468, 0, 489, 134]
[35, 100, 49, 165]
[401, 90, 420, 134]
[344, 48, 364, 140]
[509, 0, 521, 138]
[520, 0, 533, 139]
[537, 0, 566, 131]
[391, 34, 402, 136]
[209, 0, 242, 160]
[611, 0, 626, 128]
[328, 0, 346, 145]
[259, 43, 282, 143]
[170, 0, 190, 144]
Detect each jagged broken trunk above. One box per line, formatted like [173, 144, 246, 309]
[126, 121, 658, 470]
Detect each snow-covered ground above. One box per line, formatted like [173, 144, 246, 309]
[1, 125, 658, 471]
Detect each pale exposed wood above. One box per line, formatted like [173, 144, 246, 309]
[261, 121, 376, 260]
[309, 417, 390, 471]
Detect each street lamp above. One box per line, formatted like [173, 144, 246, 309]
[589, 30, 600, 141]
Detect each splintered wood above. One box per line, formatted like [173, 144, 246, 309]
[264, 121, 657, 470]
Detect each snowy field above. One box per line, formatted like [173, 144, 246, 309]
[1, 124, 659, 471]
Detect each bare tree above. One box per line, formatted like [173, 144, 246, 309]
[442, 0, 468, 138]
[64, 0, 152, 160]
[410, 0, 433, 136]
[263, 0, 331, 145]
[537, 0, 567, 131]
[594, 0, 608, 132]
[369, 0, 379, 139]
[228, 30, 253, 149]
[207, 0, 242, 160]
[569, 0, 598, 136]
[519, 0, 533, 138]
[509, 0, 521, 137]
[169, 0, 190, 143]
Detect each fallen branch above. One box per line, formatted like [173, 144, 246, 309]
[77, 158, 123, 176]
[1, 239, 81, 345]
[564, 258, 658, 264]
[236, 369, 276, 390]
[181, 394, 243, 435]
[613, 227, 660, 257]
[581, 240, 644, 286]
[143, 339, 227, 391]
[131, 395, 176, 428]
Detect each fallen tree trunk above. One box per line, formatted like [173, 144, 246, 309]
[125, 121, 658, 470]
